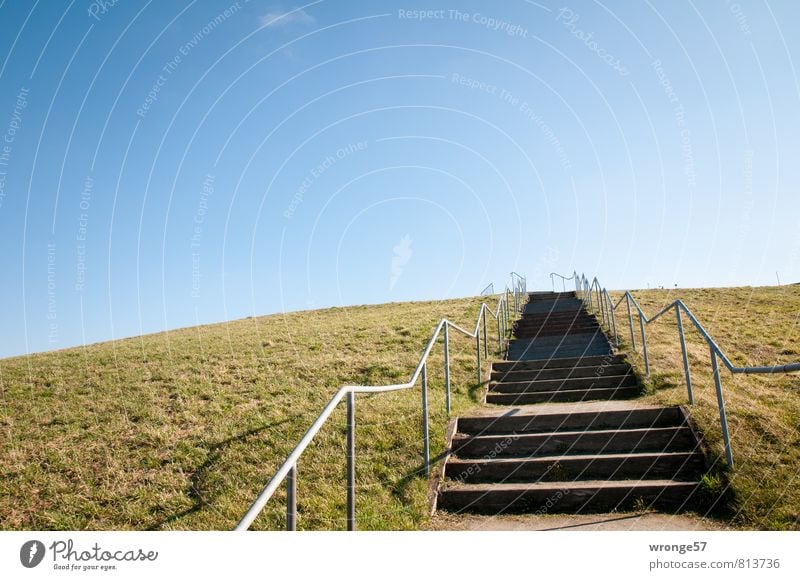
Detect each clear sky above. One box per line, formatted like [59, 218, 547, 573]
[1, 0, 799, 358]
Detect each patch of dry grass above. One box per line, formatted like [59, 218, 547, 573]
[0, 296, 502, 530]
[607, 285, 800, 530]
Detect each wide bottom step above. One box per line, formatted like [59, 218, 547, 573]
[445, 452, 705, 483]
[437, 480, 701, 514]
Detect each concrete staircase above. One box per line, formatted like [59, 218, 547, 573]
[437, 291, 708, 515]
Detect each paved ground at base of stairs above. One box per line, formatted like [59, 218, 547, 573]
[429, 512, 729, 531]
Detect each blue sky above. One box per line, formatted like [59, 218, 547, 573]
[1, 0, 799, 358]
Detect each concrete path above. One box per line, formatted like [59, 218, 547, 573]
[430, 511, 729, 531]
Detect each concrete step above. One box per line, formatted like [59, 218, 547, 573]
[506, 345, 613, 361]
[493, 355, 626, 372]
[491, 364, 632, 382]
[486, 386, 641, 404]
[451, 426, 695, 458]
[528, 291, 576, 299]
[444, 451, 706, 484]
[489, 374, 637, 394]
[514, 319, 598, 328]
[523, 300, 585, 314]
[514, 325, 600, 338]
[515, 311, 596, 321]
[437, 479, 701, 514]
[511, 330, 606, 344]
[515, 311, 597, 322]
[515, 317, 597, 325]
[456, 406, 687, 435]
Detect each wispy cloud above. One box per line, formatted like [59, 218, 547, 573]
[389, 235, 413, 291]
[259, 7, 316, 28]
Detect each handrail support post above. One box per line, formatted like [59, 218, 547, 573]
[421, 363, 430, 476]
[626, 294, 637, 352]
[639, 310, 650, 376]
[710, 348, 734, 469]
[476, 334, 482, 385]
[482, 308, 488, 358]
[346, 391, 355, 531]
[676, 305, 694, 404]
[286, 465, 297, 531]
[444, 322, 451, 415]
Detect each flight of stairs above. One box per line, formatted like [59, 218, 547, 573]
[486, 355, 640, 404]
[436, 291, 708, 515]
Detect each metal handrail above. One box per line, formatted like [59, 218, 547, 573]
[559, 270, 800, 469]
[549, 272, 575, 292]
[235, 275, 527, 531]
[480, 282, 494, 296]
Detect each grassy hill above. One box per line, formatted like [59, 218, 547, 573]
[0, 296, 497, 530]
[2, 285, 798, 531]
[609, 285, 800, 530]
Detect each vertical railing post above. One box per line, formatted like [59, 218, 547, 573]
[608, 291, 619, 346]
[710, 348, 734, 468]
[482, 307, 488, 358]
[443, 322, 451, 415]
[501, 300, 506, 339]
[496, 312, 501, 353]
[638, 309, 650, 376]
[286, 465, 297, 531]
[421, 362, 430, 476]
[598, 285, 606, 325]
[626, 294, 637, 351]
[346, 391, 355, 531]
[476, 333, 482, 385]
[676, 304, 694, 404]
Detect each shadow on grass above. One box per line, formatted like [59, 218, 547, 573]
[468, 380, 488, 403]
[150, 418, 292, 530]
[390, 448, 451, 504]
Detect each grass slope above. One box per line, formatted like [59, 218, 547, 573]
[0, 296, 500, 530]
[609, 285, 800, 530]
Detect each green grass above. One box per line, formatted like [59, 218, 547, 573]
[0, 296, 501, 530]
[607, 285, 800, 530]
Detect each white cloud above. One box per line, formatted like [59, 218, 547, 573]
[259, 7, 316, 28]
